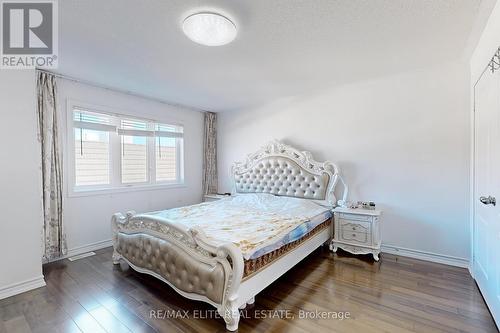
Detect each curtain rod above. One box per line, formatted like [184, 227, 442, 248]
[35, 68, 206, 113]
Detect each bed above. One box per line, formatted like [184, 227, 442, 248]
[111, 140, 347, 331]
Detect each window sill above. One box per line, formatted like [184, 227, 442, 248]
[67, 183, 187, 198]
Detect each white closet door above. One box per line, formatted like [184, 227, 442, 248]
[474, 67, 500, 326]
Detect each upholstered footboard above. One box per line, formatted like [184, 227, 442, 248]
[111, 212, 245, 331]
[115, 233, 226, 303]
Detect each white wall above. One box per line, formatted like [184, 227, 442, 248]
[57, 80, 204, 255]
[218, 60, 470, 262]
[0, 70, 45, 298]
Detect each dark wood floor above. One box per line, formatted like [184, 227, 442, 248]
[0, 247, 497, 333]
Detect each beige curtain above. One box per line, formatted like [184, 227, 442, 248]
[37, 72, 66, 261]
[203, 112, 218, 195]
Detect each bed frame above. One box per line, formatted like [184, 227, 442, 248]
[111, 140, 346, 331]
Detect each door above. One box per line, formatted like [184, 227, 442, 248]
[474, 66, 500, 326]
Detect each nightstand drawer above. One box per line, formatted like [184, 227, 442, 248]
[339, 219, 371, 233]
[204, 196, 221, 202]
[341, 230, 370, 244]
[341, 221, 370, 233]
[204, 194, 229, 202]
[338, 213, 372, 222]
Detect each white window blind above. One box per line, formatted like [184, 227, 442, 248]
[73, 110, 112, 187]
[120, 119, 149, 184]
[70, 106, 184, 193]
[155, 124, 183, 182]
[74, 110, 117, 132]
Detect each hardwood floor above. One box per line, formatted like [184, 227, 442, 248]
[0, 247, 497, 333]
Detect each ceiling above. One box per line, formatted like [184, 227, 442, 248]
[58, 0, 481, 112]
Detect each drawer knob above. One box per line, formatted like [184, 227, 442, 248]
[352, 233, 356, 237]
[352, 227, 356, 231]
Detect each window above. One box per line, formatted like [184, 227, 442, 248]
[120, 119, 149, 184]
[70, 105, 184, 193]
[155, 123, 183, 182]
[74, 110, 111, 187]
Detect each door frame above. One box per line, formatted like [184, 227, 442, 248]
[470, 72, 482, 278]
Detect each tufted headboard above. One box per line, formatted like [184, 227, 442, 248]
[231, 140, 347, 207]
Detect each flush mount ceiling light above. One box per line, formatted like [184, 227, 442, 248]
[182, 12, 237, 46]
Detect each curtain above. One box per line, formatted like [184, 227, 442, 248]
[37, 72, 66, 261]
[203, 112, 218, 195]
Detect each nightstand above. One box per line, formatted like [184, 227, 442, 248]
[203, 194, 229, 202]
[330, 207, 382, 261]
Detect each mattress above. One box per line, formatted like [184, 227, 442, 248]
[249, 208, 332, 259]
[243, 218, 332, 278]
[140, 193, 332, 260]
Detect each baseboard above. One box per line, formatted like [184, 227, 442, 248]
[62, 240, 470, 269]
[67, 239, 113, 257]
[468, 265, 474, 278]
[0, 276, 46, 300]
[49, 239, 113, 263]
[381, 244, 470, 268]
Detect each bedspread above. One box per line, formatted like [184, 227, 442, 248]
[138, 193, 329, 260]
